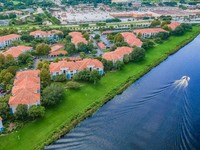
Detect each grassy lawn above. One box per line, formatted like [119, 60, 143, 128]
[0, 26, 199, 150]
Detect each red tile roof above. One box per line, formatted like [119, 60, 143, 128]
[167, 22, 181, 30]
[98, 42, 106, 49]
[3, 46, 33, 58]
[9, 70, 41, 105]
[121, 32, 143, 47]
[68, 57, 82, 61]
[50, 58, 103, 73]
[102, 46, 133, 61]
[49, 44, 67, 56]
[134, 28, 167, 34]
[30, 30, 63, 36]
[69, 32, 88, 46]
[0, 34, 21, 42]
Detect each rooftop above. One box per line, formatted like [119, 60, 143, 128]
[121, 32, 143, 47]
[9, 70, 41, 105]
[103, 46, 133, 61]
[50, 58, 103, 73]
[0, 34, 21, 42]
[3, 46, 33, 58]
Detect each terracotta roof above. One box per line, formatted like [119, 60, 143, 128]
[102, 46, 133, 61]
[0, 34, 21, 42]
[49, 44, 67, 56]
[3, 46, 33, 58]
[69, 32, 88, 46]
[98, 42, 106, 49]
[9, 70, 41, 105]
[134, 28, 167, 34]
[167, 22, 181, 30]
[30, 30, 63, 36]
[50, 58, 103, 73]
[121, 32, 143, 47]
[68, 57, 82, 61]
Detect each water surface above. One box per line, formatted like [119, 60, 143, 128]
[46, 35, 200, 150]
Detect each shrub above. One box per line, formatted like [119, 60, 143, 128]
[42, 84, 65, 106]
[130, 47, 146, 62]
[66, 81, 80, 89]
[28, 105, 45, 120]
[54, 74, 66, 82]
[15, 105, 28, 121]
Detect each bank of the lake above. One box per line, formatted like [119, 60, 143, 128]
[0, 26, 200, 150]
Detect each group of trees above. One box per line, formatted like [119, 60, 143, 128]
[0, 13, 16, 20]
[0, 28, 18, 36]
[171, 23, 192, 36]
[15, 105, 45, 121]
[73, 70, 102, 84]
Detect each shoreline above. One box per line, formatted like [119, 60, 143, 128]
[39, 31, 200, 149]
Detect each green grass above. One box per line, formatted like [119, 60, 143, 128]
[0, 26, 200, 150]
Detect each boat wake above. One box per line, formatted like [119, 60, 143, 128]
[174, 76, 190, 89]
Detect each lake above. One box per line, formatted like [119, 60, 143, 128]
[45, 35, 200, 150]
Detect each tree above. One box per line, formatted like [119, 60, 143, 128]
[89, 70, 101, 84]
[77, 43, 89, 53]
[74, 70, 91, 81]
[0, 69, 14, 88]
[42, 84, 65, 106]
[4, 54, 16, 68]
[114, 33, 124, 43]
[65, 42, 76, 54]
[150, 19, 161, 27]
[130, 47, 145, 62]
[18, 52, 33, 65]
[123, 54, 130, 64]
[21, 34, 34, 42]
[40, 68, 51, 88]
[28, 105, 45, 120]
[157, 32, 170, 40]
[102, 59, 113, 71]
[114, 60, 124, 70]
[172, 26, 184, 36]
[142, 40, 155, 50]
[15, 105, 28, 120]
[66, 81, 80, 89]
[36, 43, 51, 56]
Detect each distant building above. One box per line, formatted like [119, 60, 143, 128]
[121, 32, 143, 47]
[112, 0, 132, 3]
[134, 28, 167, 38]
[50, 58, 104, 80]
[3, 46, 33, 59]
[0, 20, 9, 26]
[9, 70, 41, 114]
[0, 10, 23, 16]
[69, 32, 88, 47]
[103, 46, 133, 63]
[0, 34, 21, 49]
[0, 117, 3, 132]
[49, 44, 67, 57]
[30, 30, 63, 40]
[167, 22, 181, 30]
